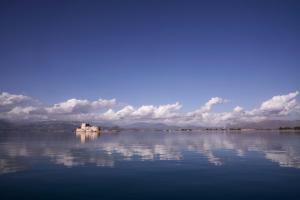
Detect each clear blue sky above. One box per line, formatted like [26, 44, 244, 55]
[0, 0, 299, 111]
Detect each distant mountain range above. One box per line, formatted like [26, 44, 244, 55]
[122, 122, 178, 129]
[121, 120, 300, 130]
[0, 119, 299, 131]
[0, 119, 79, 132]
[230, 120, 300, 129]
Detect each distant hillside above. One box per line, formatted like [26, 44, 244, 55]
[20, 121, 79, 131]
[229, 120, 300, 129]
[1, 119, 300, 132]
[0, 120, 122, 132]
[0, 120, 80, 132]
[122, 122, 179, 130]
[124, 120, 300, 130]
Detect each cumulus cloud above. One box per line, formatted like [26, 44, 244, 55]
[132, 102, 182, 118]
[0, 92, 32, 112]
[8, 106, 39, 115]
[179, 97, 229, 126]
[3, 106, 48, 120]
[233, 106, 244, 113]
[0, 91, 299, 126]
[46, 98, 116, 114]
[101, 102, 182, 121]
[259, 91, 299, 115]
[201, 97, 227, 112]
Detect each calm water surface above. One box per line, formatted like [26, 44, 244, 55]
[1, 129, 300, 199]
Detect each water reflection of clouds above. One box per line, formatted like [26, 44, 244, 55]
[54, 153, 114, 168]
[1, 131, 300, 174]
[265, 150, 300, 168]
[101, 143, 182, 161]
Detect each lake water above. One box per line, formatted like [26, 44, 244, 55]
[1, 129, 300, 199]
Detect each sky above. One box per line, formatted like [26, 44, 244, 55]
[0, 0, 299, 125]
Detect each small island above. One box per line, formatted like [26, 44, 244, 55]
[75, 123, 101, 143]
[76, 123, 100, 133]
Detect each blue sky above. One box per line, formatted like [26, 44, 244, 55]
[0, 0, 299, 113]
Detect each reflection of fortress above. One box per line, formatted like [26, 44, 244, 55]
[75, 123, 101, 143]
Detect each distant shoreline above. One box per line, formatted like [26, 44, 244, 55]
[0, 120, 300, 133]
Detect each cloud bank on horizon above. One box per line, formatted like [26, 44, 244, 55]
[0, 91, 299, 126]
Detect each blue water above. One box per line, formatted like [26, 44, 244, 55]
[1, 129, 300, 199]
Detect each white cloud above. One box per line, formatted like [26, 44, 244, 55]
[100, 102, 182, 122]
[116, 106, 135, 118]
[0, 92, 32, 112]
[0, 92, 31, 106]
[201, 97, 227, 112]
[233, 106, 244, 113]
[132, 102, 182, 118]
[3, 106, 48, 120]
[8, 106, 39, 115]
[0, 91, 299, 126]
[259, 91, 299, 115]
[46, 98, 116, 114]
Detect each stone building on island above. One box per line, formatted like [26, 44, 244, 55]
[76, 123, 100, 133]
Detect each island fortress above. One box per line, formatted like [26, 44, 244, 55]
[76, 123, 100, 133]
